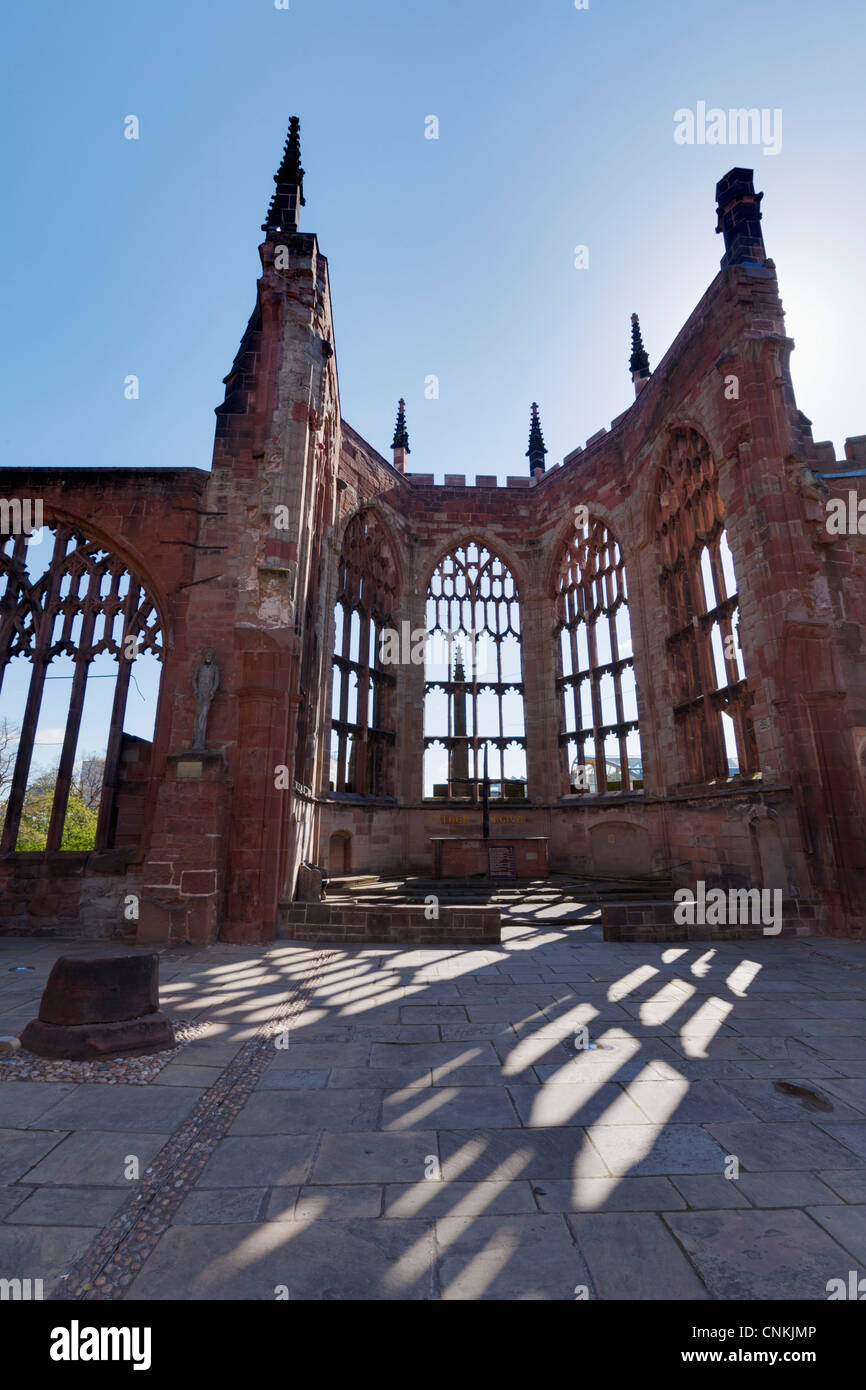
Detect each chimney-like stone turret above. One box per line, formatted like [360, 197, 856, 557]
[715, 167, 766, 268]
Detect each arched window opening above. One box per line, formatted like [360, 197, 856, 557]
[424, 541, 527, 800]
[329, 511, 397, 797]
[656, 426, 758, 784]
[554, 517, 643, 795]
[293, 470, 330, 795]
[0, 523, 163, 852]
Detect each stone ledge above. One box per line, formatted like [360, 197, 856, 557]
[602, 897, 821, 942]
[278, 902, 501, 945]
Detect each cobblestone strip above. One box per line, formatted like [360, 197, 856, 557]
[49, 946, 335, 1301]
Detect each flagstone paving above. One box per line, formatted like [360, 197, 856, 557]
[1, 924, 866, 1299]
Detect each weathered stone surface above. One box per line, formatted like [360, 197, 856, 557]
[384, 1179, 536, 1219]
[586, 1123, 728, 1176]
[532, 1176, 687, 1212]
[0, 1081, 77, 1126]
[229, 1088, 380, 1136]
[437, 1214, 590, 1301]
[0, 1225, 103, 1288]
[2, 933, 866, 1303]
[6, 1186, 128, 1227]
[295, 863, 324, 903]
[174, 1189, 269, 1226]
[20, 1011, 175, 1060]
[0, 1128, 69, 1185]
[123, 1219, 436, 1301]
[36, 952, 160, 1026]
[18, 951, 174, 1059]
[22, 1130, 170, 1187]
[312, 1131, 438, 1184]
[568, 1212, 711, 1299]
[664, 1208, 858, 1300]
[32, 1083, 201, 1133]
[196, 1135, 317, 1188]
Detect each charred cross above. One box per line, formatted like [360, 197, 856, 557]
[449, 742, 492, 840]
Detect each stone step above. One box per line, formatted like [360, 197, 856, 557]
[326, 874, 669, 891]
[320, 872, 674, 928]
[0, 924, 82, 940]
[326, 884, 670, 906]
[324, 874, 382, 892]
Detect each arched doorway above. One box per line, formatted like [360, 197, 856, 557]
[328, 830, 352, 876]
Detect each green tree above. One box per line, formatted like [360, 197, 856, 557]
[58, 793, 98, 850]
[15, 783, 98, 851]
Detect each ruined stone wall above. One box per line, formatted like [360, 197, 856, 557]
[138, 229, 342, 945]
[2, 180, 864, 944]
[0, 468, 204, 939]
[1, 228, 343, 947]
[315, 260, 866, 935]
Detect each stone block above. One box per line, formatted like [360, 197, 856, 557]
[19, 951, 175, 1060]
[36, 952, 160, 1025]
[20, 1012, 175, 1060]
[180, 869, 217, 895]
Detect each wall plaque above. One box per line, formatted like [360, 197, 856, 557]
[488, 845, 516, 879]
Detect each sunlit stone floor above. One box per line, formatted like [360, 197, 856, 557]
[1, 921, 866, 1300]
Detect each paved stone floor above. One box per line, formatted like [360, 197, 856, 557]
[2, 915, 866, 1300]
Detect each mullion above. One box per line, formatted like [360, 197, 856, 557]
[0, 532, 30, 696]
[1, 528, 69, 851]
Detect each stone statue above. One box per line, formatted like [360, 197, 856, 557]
[192, 647, 220, 750]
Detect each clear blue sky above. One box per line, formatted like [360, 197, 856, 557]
[2, 0, 864, 488]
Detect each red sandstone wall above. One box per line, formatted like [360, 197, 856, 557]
[313, 260, 866, 935]
[0, 469, 204, 939]
[3, 223, 865, 944]
[136, 230, 342, 944]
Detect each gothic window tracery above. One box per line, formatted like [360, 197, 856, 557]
[329, 510, 397, 797]
[554, 517, 643, 794]
[423, 541, 526, 800]
[293, 466, 329, 794]
[656, 426, 758, 784]
[0, 523, 163, 852]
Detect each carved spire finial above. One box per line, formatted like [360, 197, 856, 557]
[262, 117, 306, 234]
[526, 402, 548, 475]
[391, 398, 410, 452]
[629, 313, 651, 380]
